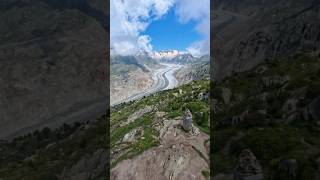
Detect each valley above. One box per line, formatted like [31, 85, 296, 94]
[110, 52, 210, 179]
[111, 51, 209, 106]
[113, 63, 183, 105]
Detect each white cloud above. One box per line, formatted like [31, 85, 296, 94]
[175, 0, 210, 56]
[110, 0, 210, 57]
[110, 0, 174, 55]
[138, 35, 153, 52]
[187, 40, 209, 58]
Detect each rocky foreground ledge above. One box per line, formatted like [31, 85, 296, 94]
[111, 80, 210, 180]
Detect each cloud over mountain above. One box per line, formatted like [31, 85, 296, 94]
[110, 0, 209, 56]
[110, 0, 174, 55]
[175, 0, 210, 57]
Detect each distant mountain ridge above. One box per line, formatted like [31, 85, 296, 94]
[112, 49, 209, 65]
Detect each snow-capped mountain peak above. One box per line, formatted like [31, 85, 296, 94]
[151, 50, 181, 60]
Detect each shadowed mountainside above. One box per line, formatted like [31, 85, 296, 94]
[212, 0, 320, 80]
[0, 0, 108, 139]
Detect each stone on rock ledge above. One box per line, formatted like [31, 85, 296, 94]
[181, 109, 193, 131]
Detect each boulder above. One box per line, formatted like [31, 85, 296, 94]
[181, 109, 193, 131]
[122, 128, 143, 143]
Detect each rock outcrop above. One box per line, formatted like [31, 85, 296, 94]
[111, 80, 210, 180]
[181, 109, 193, 131]
[233, 149, 263, 180]
[111, 117, 209, 180]
[122, 128, 144, 143]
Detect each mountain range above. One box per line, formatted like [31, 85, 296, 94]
[110, 50, 209, 104]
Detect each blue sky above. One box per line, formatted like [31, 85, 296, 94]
[144, 7, 202, 51]
[110, 0, 209, 56]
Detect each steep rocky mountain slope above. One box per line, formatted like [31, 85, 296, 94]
[160, 53, 196, 64]
[175, 55, 210, 84]
[110, 55, 162, 105]
[0, 0, 108, 139]
[111, 80, 210, 180]
[212, 53, 320, 179]
[212, 0, 320, 80]
[154, 51, 205, 64]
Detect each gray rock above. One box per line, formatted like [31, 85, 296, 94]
[234, 149, 263, 180]
[121, 106, 154, 127]
[181, 109, 193, 131]
[122, 128, 144, 143]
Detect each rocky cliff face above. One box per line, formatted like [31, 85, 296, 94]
[0, 0, 108, 139]
[175, 55, 210, 84]
[212, 0, 320, 80]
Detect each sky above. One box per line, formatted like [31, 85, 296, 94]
[110, 0, 210, 57]
[143, 7, 201, 51]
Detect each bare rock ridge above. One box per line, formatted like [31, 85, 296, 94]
[111, 109, 209, 180]
[212, 0, 320, 81]
[0, 0, 108, 139]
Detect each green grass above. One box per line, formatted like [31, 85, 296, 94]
[111, 113, 154, 147]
